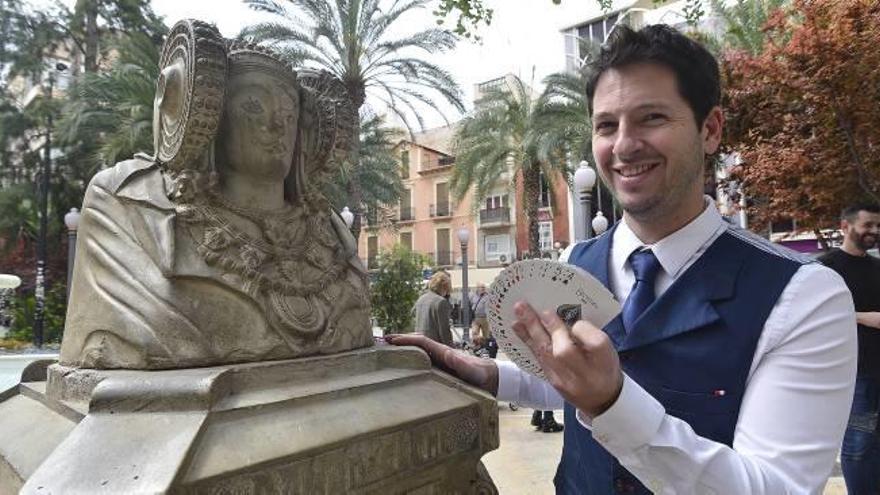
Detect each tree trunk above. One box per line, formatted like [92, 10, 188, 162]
[84, 1, 98, 72]
[347, 171, 364, 241]
[522, 164, 542, 257]
[344, 80, 366, 243]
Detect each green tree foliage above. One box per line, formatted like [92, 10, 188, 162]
[0, 1, 68, 82]
[451, 75, 568, 255]
[433, 0, 494, 39]
[707, 0, 789, 54]
[535, 38, 600, 164]
[57, 32, 159, 170]
[241, 0, 464, 121]
[324, 113, 403, 215]
[6, 281, 66, 343]
[0, 1, 164, 300]
[68, 0, 166, 72]
[370, 245, 428, 334]
[240, 0, 466, 239]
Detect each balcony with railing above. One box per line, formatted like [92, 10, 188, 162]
[397, 207, 414, 222]
[479, 207, 510, 225]
[429, 202, 451, 218]
[418, 155, 455, 174]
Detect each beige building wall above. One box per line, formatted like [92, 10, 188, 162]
[359, 125, 477, 272]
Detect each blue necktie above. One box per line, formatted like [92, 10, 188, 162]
[622, 249, 662, 333]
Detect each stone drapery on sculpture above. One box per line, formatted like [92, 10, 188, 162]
[60, 20, 371, 369]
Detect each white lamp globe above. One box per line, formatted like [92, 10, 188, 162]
[573, 160, 597, 193]
[64, 207, 81, 231]
[457, 226, 470, 244]
[592, 211, 609, 235]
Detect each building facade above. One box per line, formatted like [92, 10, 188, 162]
[359, 75, 573, 279]
[359, 124, 478, 273]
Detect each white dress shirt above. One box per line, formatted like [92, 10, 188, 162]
[496, 200, 857, 494]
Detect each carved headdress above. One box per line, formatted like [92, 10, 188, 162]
[152, 20, 357, 205]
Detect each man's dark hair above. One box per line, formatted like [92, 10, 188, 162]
[584, 24, 721, 126]
[842, 202, 880, 222]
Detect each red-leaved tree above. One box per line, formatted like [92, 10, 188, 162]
[723, 0, 880, 233]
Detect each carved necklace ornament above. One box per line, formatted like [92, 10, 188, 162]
[177, 196, 349, 335]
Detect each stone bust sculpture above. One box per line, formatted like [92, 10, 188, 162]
[60, 20, 372, 369]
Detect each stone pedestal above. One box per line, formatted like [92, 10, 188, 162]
[0, 346, 498, 494]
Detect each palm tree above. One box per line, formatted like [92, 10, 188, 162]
[707, 0, 789, 55]
[240, 0, 465, 239]
[534, 38, 621, 226]
[57, 31, 159, 173]
[323, 112, 403, 217]
[451, 75, 569, 256]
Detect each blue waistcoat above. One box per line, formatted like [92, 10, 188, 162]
[554, 224, 807, 495]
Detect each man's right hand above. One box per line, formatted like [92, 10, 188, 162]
[384, 334, 499, 396]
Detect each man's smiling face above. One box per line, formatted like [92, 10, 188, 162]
[591, 63, 722, 224]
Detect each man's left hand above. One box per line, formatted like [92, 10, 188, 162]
[512, 301, 624, 418]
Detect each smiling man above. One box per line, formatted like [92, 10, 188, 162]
[387, 24, 856, 494]
[819, 203, 880, 494]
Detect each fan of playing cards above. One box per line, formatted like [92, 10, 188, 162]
[487, 259, 621, 379]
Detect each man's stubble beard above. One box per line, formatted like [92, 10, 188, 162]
[617, 155, 705, 225]
[855, 231, 877, 252]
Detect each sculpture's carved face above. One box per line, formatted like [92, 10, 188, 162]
[220, 71, 299, 182]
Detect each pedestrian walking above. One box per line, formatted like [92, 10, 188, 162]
[819, 203, 880, 495]
[470, 283, 490, 341]
[412, 272, 453, 346]
[531, 410, 564, 433]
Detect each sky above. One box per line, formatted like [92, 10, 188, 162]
[145, 0, 601, 128]
[53, 0, 616, 128]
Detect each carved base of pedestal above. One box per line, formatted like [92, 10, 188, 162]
[0, 346, 499, 494]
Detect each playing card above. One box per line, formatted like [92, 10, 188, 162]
[488, 259, 620, 379]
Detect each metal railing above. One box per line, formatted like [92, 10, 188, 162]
[420, 156, 454, 172]
[479, 207, 510, 224]
[430, 202, 451, 217]
[398, 207, 414, 221]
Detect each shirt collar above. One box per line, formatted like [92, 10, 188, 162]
[613, 198, 726, 279]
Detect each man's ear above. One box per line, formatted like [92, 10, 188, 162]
[702, 106, 724, 155]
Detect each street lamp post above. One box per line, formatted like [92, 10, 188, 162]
[574, 160, 597, 241]
[64, 208, 81, 302]
[457, 226, 471, 344]
[33, 63, 66, 348]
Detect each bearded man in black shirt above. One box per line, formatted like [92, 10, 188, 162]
[819, 202, 880, 495]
